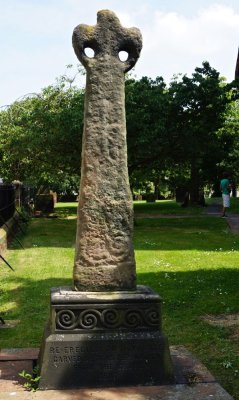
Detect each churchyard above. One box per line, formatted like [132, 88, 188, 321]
[0, 200, 239, 398]
[0, 6, 239, 399]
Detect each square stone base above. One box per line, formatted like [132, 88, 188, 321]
[0, 346, 234, 399]
[38, 286, 174, 389]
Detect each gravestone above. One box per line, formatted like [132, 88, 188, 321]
[38, 10, 174, 389]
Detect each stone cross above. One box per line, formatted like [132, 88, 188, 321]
[39, 13, 173, 389]
[72, 10, 142, 291]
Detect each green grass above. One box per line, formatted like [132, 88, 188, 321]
[134, 199, 205, 215]
[134, 197, 239, 215]
[53, 201, 78, 218]
[0, 201, 239, 398]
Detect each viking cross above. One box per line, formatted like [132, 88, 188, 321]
[72, 10, 142, 291]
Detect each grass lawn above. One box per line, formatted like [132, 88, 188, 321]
[0, 200, 239, 398]
[134, 199, 205, 215]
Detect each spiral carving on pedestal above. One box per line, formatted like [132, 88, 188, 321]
[101, 309, 121, 328]
[56, 309, 78, 330]
[79, 309, 101, 329]
[124, 309, 142, 327]
[144, 308, 160, 326]
[55, 305, 160, 331]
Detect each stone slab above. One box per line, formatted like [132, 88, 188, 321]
[50, 285, 161, 304]
[0, 360, 33, 391]
[170, 346, 215, 384]
[0, 348, 39, 361]
[0, 346, 234, 399]
[0, 383, 233, 399]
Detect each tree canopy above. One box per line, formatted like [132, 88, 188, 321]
[0, 71, 84, 192]
[126, 62, 239, 201]
[0, 62, 238, 200]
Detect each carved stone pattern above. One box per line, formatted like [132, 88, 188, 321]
[72, 10, 142, 291]
[55, 306, 160, 331]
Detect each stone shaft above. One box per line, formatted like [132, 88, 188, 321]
[72, 10, 142, 291]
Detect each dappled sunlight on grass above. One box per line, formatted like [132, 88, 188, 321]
[0, 301, 18, 313]
[55, 202, 78, 218]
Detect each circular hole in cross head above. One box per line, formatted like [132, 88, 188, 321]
[119, 51, 129, 62]
[84, 47, 95, 58]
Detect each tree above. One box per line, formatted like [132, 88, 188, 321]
[167, 62, 234, 204]
[216, 99, 239, 189]
[0, 68, 85, 193]
[125, 76, 172, 197]
[1, 63, 237, 202]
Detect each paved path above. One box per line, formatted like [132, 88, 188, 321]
[206, 203, 239, 234]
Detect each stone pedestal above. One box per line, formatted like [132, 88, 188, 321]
[38, 286, 174, 389]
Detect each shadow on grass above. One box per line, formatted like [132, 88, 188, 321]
[1, 269, 238, 397]
[0, 277, 72, 347]
[1, 268, 238, 344]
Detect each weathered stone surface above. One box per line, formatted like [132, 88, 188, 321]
[39, 12, 174, 390]
[72, 10, 142, 291]
[38, 286, 174, 389]
[0, 347, 234, 399]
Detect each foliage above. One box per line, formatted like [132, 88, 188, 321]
[125, 62, 238, 202]
[166, 62, 236, 202]
[126, 76, 170, 172]
[217, 100, 239, 182]
[19, 366, 41, 391]
[0, 66, 84, 192]
[126, 76, 173, 197]
[0, 62, 238, 199]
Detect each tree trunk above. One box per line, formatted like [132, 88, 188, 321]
[153, 176, 160, 200]
[189, 163, 200, 205]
